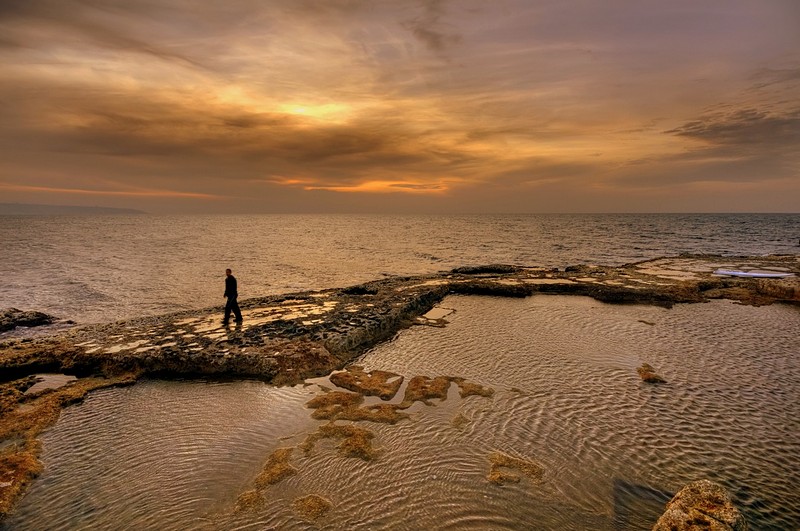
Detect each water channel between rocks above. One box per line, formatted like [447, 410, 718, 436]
[5, 295, 800, 530]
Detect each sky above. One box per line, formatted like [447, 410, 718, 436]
[0, 0, 798, 214]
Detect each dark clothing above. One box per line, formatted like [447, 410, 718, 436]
[224, 275, 238, 299]
[223, 274, 242, 323]
[224, 297, 242, 323]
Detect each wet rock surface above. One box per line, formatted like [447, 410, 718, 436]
[329, 366, 404, 400]
[0, 254, 797, 519]
[653, 479, 748, 530]
[0, 309, 56, 334]
[487, 451, 545, 486]
[637, 363, 667, 384]
[1, 255, 797, 389]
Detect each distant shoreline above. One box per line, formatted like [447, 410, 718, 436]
[0, 203, 146, 216]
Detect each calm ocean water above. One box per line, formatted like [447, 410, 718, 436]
[1, 213, 798, 324]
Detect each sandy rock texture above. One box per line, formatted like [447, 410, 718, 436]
[653, 480, 747, 530]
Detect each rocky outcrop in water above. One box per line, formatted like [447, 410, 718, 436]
[0, 309, 55, 333]
[653, 480, 747, 530]
[637, 363, 666, 384]
[0, 254, 797, 520]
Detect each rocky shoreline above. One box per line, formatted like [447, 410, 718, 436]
[0, 254, 797, 524]
[0, 309, 57, 334]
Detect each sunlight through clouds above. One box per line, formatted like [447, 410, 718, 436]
[0, 0, 798, 212]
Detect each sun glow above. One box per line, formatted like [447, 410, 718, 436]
[277, 103, 353, 122]
[304, 179, 453, 194]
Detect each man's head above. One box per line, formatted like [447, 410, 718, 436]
[225, 269, 232, 276]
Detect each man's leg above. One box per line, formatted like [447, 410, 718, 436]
[233, 298, 243, 322]
[223, 299, 232, 324]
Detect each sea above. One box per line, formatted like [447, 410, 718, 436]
[1, 213, 798, 324]
[2, 213, 800, 530]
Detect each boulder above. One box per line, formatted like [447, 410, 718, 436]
[653, 480, 747, 530]
[0, 309, 55, 333]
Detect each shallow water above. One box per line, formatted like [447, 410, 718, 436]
[5, 296, 800, 530]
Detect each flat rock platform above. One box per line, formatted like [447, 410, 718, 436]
[0, 254, 798, 518]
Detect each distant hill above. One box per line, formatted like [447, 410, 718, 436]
[0, 203, 146, 215]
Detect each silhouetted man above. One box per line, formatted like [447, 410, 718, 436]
[223, 268, 243, 325]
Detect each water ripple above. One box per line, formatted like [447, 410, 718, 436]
[5, 296, 800, 529]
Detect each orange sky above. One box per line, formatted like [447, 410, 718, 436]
[1, 0, 798, 213]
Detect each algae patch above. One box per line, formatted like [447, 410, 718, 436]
[0, 374, 138, 518]
[329, 366, 403, 400]
[254, 447, 297, 488]
[301, 423, 377, 461]
[398, 375, 495, 407]
[487, 451, 544, 486]
[306, 390, 363, 411]
[451, 377, 495, 399]
[233, 368, 496, 517]
[399, 375, 452, 407]
[451, 413, 470, 429]
[0, 442, 42, 519]
[234, 447, 297, 513]
[306, 391, 408, 424]
[234, 489, 265, 513]
[637, 363, 666, 384]
[292, 494, 332, 520]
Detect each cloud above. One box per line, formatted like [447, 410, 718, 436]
[1, 0, 799, 212]
[0, 183, 223, 199]
[0, 0, 203, 67]
[303, 179, 454, 194]
[402, 0, 462, 54]
[667, 108, 800, 149]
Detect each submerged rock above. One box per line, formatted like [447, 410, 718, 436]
[292, 494, 332, 520]
[1, 254, 798, 521]
[652, 479, 747, 530]
[0, 309, 55, 333]
[450, 377, 495, 399]
[234, 490, 264, 513]
[253, 447, 297, 488]
[329, 366, 404, 400]
[305, 390, 409, 424]
[399, 375, 452, 407]
[638, 363, 667, 384]
[0, 374, 136, 519]
[487, 451, 544, 486]
[300, 424, 378, 461]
